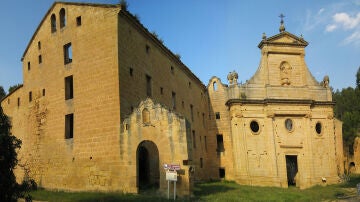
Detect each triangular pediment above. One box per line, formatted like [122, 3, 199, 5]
[258, 31, 308, 48]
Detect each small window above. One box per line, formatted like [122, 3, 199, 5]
[38, 41, 41, 50]
[42, 89, 46, 96]
[200, 158, 203, 168]
[59, 8, 66, 28]
[29, 91, 32, 102]
[76, 16, 82, 26]
[219, 168, 225, 178]
[250, 120, 260, 134]
[315, 122, 322, 135]
[63, 43, 72, 64]
[142, 108, 150, 124]
[160, 87, 163, 95]
[51, 14, 56, 33]
[215, 112, 220, 119]
[27, 62, 31, 71]
[145, 44, 150, 53]
[216, 134, 224, 152]
[204, 136, 207, 152]
[188, 82, 191, 88]
[182, 101, 184, 108]
[7, 99, 10, 105]
[213, 82, 218, 91]
[65, 75, 73, 100]
[129, 68, 133, 76]
[65, 113, 74, 139]
[172, 91, 176, 109]
[192, 130, 196, 148]
[285, 119, 294, 132]
[38, 55, 42, 64]
[202, 113, 205, 127]
[190, 104, 194, 121]
[170, 66, 174, 74]
[146, 74, 152, 97]
[17, 97, 20, 107]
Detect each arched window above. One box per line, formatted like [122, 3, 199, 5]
[51, 14, 56, 33]
[60, 8, 66, 28]
[213, 82, 218, 91]
[142, 108, 150, 124]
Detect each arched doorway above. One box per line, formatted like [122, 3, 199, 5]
[137, 140, 160, 190]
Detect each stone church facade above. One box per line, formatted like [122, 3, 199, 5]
[0, 2, 343, 196]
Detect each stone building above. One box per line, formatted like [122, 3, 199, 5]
[0, 2, 343, 196]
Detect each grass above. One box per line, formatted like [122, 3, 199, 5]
[29, 175, 360, 202]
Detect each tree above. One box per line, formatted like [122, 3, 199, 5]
[0, 106, 22, 201]
[8, 84, 22, 94]
[0, 86, 5, 100]
[356, 66, 360, 89]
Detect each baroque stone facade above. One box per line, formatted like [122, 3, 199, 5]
[0, 2, 343, 196]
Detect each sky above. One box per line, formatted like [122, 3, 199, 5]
[0, 0, 359, 93]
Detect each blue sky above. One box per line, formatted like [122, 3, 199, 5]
[0, 0, 359, 93]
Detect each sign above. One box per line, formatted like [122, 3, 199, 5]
[163, 163, 181, 171]
[166, 171, 177, 181]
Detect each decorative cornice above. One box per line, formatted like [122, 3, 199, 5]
[226, 98, 335, 107]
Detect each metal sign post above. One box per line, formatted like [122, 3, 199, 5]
[164, 163, 181, 200]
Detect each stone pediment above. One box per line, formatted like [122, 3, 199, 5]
[258, 31, 308, 48]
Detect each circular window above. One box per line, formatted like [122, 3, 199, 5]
[250, 121, 260, 134]
[315, 122, 322, 135]
[285, 119, 293, 132]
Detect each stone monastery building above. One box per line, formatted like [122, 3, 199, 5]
[1, 2, 344, 196]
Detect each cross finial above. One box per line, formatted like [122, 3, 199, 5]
[279, 13, 285, 23]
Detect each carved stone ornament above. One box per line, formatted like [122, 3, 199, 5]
[227, 70, 238, 85]
[279, 61, 292, 86]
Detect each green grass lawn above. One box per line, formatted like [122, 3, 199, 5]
[30, 175, 360, 202]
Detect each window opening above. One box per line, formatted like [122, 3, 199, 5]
[142, 108, 150, 124]
[170, 66, 174, 74]
[65, 75, 73, 100]
[190, 104, 194, 121]
[64, 43, 72, 64]
[76, 16, 82, 26]
[60, 8, 66, 28]
[315, 122, 322, 135]
[129, 67, 133, 76]
[192, 130, 196, 148]
[38, 41, 41, 50]
[200, 158, 203, 168]
[285, 119, 294, 132]
[215, 112, 220, 119]
[204, 136, 207, 151]
[213, 81, 218, 91]
[172, 91, 176, 109]
[42, 89, 46, 96]
[146, 74, 152, 97]
[38, 55, 42, 64]
[51, 14, 56, 33]
[250, 120, 260, 134]
[219, 168, 225, 178]
[160, 87, 163, 95]
[29, 91, 32, 102]
[17, 97, 20, 107]
[65, 113, 74, 139]
[216, 134, 224, 152]
[27, 62, 30, 71]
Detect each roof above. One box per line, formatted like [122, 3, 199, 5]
[258, 31, 308, 49]
[21, 1, 121, 61]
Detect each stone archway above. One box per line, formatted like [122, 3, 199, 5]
[137, 140, 160, 190]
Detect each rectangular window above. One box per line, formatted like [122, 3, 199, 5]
[42, 89, 46, 96]
[27, 62, 30, 71]
[200, 158, 203, 168]
[215, 112, 221, 119]
[146, 74, 152, 97]
[38, 41, 41, 50]
[65, 113, 74, 139]
[160, 87, 163, 95]
[204, 136, 207, 152]
[129, 67, 133, 76]
[192, 130, 196, 148]
[29, 91, 32, 102]
[17, 97, 20, 107]
[170, 66, 174, 74]
[172, 91, 176, 109]
[202, 113, 205, 127]
[190, 104, 194, 121]
[38, 55, 42, 64]
[219, 168, 225, 178]
[65, 75, 73, 100]
[76, 16, 82, 26]
[63, 43, 72, 64]
[216, 134, 224, 152]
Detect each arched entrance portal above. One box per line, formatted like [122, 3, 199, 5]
[137, 140, 160, 190]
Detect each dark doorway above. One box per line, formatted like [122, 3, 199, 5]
[137, 140, 160, 190]
[286, 155, 298, 186]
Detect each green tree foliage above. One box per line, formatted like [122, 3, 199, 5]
[0, 86, 5, 100]
[333, 69, 360, 154]
[8, 84, 22, 94]
[0, 106, 22, 201]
